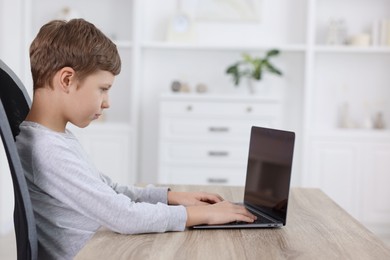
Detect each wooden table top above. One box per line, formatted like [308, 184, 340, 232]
[75, 186, 390, 260]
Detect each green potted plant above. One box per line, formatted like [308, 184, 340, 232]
[226, 49, 283, 94]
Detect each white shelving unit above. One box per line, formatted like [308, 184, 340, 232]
[304, 0, 390, 238]
[137, 0, 306, 188]
[1, 0, 390, 237]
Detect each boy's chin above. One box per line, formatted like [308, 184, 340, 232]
[70, 121, 92, 128]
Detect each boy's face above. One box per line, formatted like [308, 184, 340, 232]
[67, 70, 114, 128]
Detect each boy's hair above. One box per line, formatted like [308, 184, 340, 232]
[30, 18, 121, 91]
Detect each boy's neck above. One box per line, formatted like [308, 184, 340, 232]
[26, 89, 67, 133]
[26, 112, 67, 133]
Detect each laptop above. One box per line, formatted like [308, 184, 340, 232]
[193, 126, 295, 229]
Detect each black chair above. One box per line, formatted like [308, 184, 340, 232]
[0, 59, 37, 260]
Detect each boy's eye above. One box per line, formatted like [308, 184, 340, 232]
[100, 87, 109, 92]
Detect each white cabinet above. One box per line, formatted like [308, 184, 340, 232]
[307, 132, 390, 235]
[307, 137, 360, 216]
[158, 94, 283, 185]
[360, 142, 390, 235]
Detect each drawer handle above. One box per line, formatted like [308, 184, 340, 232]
[208, 151, 229, 157]
[209, 127, 229, 132]
[207, 178, 228, 184]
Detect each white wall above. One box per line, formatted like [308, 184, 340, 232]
[0, 0, 25, 235]
[0, 0, 24, 75]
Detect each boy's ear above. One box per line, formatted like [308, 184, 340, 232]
[58, 67, 76, 93]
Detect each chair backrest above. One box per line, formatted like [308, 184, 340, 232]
[0, 59, 37, 260]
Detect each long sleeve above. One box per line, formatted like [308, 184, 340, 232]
[31, 140, 187, 234]
[99, 173, 169, 205]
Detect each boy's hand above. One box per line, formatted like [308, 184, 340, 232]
[168, 191, 223, 206]
[185, 201, 257, 227]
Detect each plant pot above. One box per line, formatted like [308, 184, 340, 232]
[247, 78, 269, 95]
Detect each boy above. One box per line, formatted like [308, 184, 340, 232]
[15, 19, 256, 259]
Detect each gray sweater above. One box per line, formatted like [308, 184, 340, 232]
[15, 121, 187, 260]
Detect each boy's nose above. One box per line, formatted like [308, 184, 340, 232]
[102, 99, 110, 109]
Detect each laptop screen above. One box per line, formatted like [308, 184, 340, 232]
[244, 126, 295, 224]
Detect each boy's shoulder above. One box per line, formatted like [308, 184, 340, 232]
[18, 121, 77, 149]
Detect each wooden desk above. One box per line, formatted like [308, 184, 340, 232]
[75, 186, 390, 259]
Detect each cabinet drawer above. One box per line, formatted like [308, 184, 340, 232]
[161, 101, 281, 118]
[159, 166, 246, 186]
[161, 118, 274, 140]
[160, 142, 249, 164]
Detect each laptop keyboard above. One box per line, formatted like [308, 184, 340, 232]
[230, 209, 275, 225]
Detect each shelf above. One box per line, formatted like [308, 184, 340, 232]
[141, 42, 306, 52]
[314, 45, 390, 54]
[141, 42, 390, 54]
[160, 93, 283, 103]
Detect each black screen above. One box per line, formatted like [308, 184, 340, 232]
[244, 126, 295, 224]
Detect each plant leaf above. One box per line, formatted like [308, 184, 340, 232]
[266, 49, 280, 58]
[226, 63, 241, 86]
[252, 59, 262, 79]
[226, 63, 238, 74]
[226, 50, 282, 87]
[253, 69, 262, 80]
[265, 62, 283, 76]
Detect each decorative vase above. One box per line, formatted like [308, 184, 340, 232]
[247, 78, 269, 95]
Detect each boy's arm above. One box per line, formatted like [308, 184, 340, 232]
[167, 191, 223, 206]
[99, 173, 169, 204]
[98, 174, 256, 226]
[100, 173, 226, 207]
[33, 142, 187, 234]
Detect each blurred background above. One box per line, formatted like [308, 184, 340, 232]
[1, 0, 390, 257]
